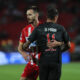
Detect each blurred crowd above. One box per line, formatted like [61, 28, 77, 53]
[0, 0, 80, 60]
[0, 0, 80, 24]
[0, 39, 17, 52]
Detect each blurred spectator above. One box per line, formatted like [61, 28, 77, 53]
[7, 39, 15, 52]
[61, 0, 69, 4]
[0, 0, 5, 11]
[0, 39, 15, 52]
[69, 41, 75, 54]
[0, 31, 9, 40]
[0, 40, 8, 52]
[12, 8, 24, 21]
[0, 15, 7, 24]
[0, 0, 80, 54]
[74, 35, 80, 45]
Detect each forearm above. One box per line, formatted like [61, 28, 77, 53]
[18, 46, 26, 55]
[47, 40, 64, 49]
[57, 42, 64, 46]
[23, 41, 31, 50]
[18, 45, 31, 61]
[18, 41, 32, 61]
[61, 43, 70, 52]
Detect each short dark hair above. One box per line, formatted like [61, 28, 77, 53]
[27, 6, 39, 13]
[47, 4, 59, 20]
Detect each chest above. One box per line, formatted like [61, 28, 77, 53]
[24, 27, 34, 37]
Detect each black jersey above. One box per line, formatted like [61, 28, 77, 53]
[28, 22, 70, 64]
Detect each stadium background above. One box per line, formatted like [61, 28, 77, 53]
[0, 0, 80, 80]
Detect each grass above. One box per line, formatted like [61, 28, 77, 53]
[61, 62, 80, 80]
[0, 62, 80, 80]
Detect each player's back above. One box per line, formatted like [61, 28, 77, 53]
[35, 22, 65, 64]
[36, 22, 64, 50]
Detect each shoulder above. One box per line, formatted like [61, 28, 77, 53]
[37, 23, 47, 28]
[56, 24, 64, 29]
[55, 24, 66, 31]
[22, 24, 32, 31]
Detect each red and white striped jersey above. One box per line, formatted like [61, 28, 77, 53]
[19, 22, 41, 64]
[20, 24, 34, 43]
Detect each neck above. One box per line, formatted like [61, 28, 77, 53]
[32, 19, 39, 27]
[47, 18, 56, 23]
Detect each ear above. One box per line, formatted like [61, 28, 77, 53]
[54, 16, 58, 23]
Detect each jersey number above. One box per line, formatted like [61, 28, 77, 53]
[47, 33, 55, 42]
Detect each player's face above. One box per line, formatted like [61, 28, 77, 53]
[26, 9, 36, 23]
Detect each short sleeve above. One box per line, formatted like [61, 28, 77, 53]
[28, 27, 38, 43]
[62, 27, 70, 43]
[19, 29, 26, 43]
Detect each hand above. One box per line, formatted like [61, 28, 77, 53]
[22, 43, 27, 50]
[22, 52, 32, 61]
[23, 41, 31, 50]
[47, 40, 64, 48]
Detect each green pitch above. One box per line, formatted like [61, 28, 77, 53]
[0, 62, 80, 80]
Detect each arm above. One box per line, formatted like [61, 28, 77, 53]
[18, 28, 32, 61]
[18, 41, 31, 61]
[61, 27, 71, 52]
[47, 40, 71, 52]
[23, 41, 31, 50]
[23, 27, 38, 50]
[47, 40, 64, 49]
[61, 41, 71, 52]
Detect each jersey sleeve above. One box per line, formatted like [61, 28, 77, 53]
[19, 29, 26, 43]
[62, 27, 70, 43]
[28, 27, 38, 43]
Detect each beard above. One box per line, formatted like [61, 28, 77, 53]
[28, 18, 35, 24]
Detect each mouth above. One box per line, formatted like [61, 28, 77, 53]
[27, 18, 30, 20]
[27, 19, 31, 22]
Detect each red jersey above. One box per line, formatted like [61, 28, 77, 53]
[20, 22, 41, 79]
[19, 22, 41, 64]
[20, 24, 34, 43]
[20, 22, 41, 43]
